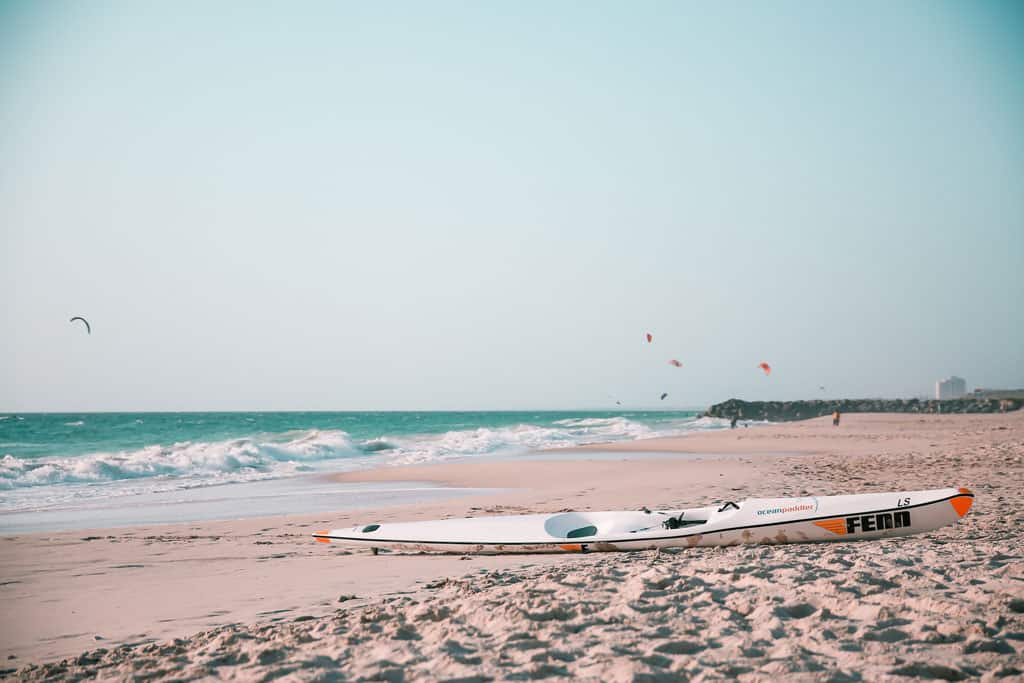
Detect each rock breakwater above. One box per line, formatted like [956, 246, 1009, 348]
[705, 397, 1022, 422]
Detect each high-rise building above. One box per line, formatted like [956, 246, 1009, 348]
[935, 376, 966, 400]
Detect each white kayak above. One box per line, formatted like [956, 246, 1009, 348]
[313, 487, 974, 554]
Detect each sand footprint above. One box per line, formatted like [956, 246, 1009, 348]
[773, 603, 817, 620]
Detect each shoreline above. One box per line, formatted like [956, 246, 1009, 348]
[3, 411, 1022, 677]
[0, 477, 505, 535]
[0, 409, 707, 535]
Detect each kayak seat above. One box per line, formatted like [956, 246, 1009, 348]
[545, 511, 674, 538]
[544, 512, 599, 538]
[566, 525, 598, 539]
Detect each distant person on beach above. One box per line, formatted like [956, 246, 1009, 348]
[833, 410, 841, 426]
[730, 416, 738, 429]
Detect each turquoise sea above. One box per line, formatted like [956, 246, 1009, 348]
[0, 410, 720, 531]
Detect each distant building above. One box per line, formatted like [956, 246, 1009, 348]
[935, 376, 966, 400]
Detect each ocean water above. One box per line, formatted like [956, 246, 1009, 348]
[0, 411, 725, 530]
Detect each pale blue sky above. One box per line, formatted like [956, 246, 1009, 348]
[2, 1, 1022, 411]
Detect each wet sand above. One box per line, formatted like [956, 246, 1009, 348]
[3, 412, 1022, 680]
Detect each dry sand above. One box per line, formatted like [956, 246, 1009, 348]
[2, 412, 1022, 681]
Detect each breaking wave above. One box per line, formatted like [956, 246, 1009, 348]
[0, 414, 727, 511]
[384, 416, 663, 466]
[0, 430, 361, 492]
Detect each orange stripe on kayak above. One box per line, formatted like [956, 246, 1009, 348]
[314, 530, 331, 543]
[958, 487, 972, 495]
[559, 544, 582, 552]
[814, 519, 846, 535]
[950, 494, 973, 518]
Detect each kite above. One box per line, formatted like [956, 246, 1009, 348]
[660, 392, 668, 400]
[668, 359, 683, 368]
[758, 362, 771, 376]
[70, 316, 91, 334]
[646, 333, 653, 343]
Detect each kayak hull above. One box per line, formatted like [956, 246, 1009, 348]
[313, 487, 973, 554]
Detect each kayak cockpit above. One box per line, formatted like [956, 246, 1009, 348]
[544, 512, 603, 538]
[543, 505, 726, 539]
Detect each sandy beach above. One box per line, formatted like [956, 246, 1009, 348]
[6, 1, 1021, 679]
[2, 411, 1022, 680]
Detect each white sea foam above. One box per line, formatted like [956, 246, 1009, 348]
[0, 415, 726, 512]
[381, 415, 706, 466]
[690, 416, 732, 429]
[0, 430, 361, 495]
[63, 421, 85, 427]
[359, 438, 397, 452]
[553, 417, 625, 427]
